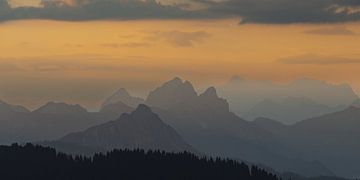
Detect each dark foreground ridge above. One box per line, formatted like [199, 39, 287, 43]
[0, 143, 279, 180]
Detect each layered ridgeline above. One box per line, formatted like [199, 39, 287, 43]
[219, 76, 358, 124]
[257, 106, 360, 178]
[352, 99, 360, 108]
[244, 97, 345, 124]
[0, 101, 133, 144]
[141, 78, 334, 177]
[0, 100, 29, 113]
[0, 143, 280, 180]
[54, 104, 195, 153]
[102, 88, 145, 108]
[1, 77, 360, 178]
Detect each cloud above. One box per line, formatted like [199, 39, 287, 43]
[202, 0, 360, 24]
[279, 53, 360, 65]
[101, 42, 151, 48]
[151, 30, 210, 47]
[304, 27, 357, 35]
[0, 62, 22, 72]
[0, 0, 206, 22]
[1, 0, 360, 23]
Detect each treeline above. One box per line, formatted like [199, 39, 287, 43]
[0, 143, 279, 180]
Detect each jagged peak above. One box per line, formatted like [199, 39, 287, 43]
[200, 87, 218, 98]
[163, 77, 194, 89]
[150, 77, 197, 95]
[165, 77, 183, 85]
[115, 88, 131, 96]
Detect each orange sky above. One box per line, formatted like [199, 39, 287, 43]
[0, 19, 359, 109]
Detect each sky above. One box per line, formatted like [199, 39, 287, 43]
[0, 0, 360, 110]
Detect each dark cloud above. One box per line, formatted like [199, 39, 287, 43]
[304, 27, 357, 35]
[1, 0, 360, 23]
[0, 0, 210, 22]
[200, 0, 360, 24]
[150, 31, 210, 47]
[279, 53, 360, 65]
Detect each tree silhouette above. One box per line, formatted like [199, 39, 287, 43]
[0, 143, 280, 180]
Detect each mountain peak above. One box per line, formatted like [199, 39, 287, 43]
[146, 77, 197, 109]
[34, 101, 87, 114]
[59, 104, 194, 153]
[133, 104, 152, 114]
[169, 77, 183, 84]
[102, 88, 145, 108]
[200, 87, 218, 98]
[0, 100, 30, 113]
[115, 88, 130, 96]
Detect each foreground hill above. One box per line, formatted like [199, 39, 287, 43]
[0, 143, 279, 180]
[58, 104, 194, 153]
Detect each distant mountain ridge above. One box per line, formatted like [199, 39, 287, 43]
[102, 88, 145, 108]
[58, 104, 195, 153]
[219, 76, 358, 116]
[255, 106, 360, 178]
[142, 77, 333, 177]
[146, 77, 198, 109]
[245, 97, 344, 124]
[0, 100, 30, 113]
[33, 102, 87, 114]
[1, 77, 359, 178]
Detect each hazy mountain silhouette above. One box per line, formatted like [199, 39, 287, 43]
[352, 99, 360, 107]
[219, 76, 358, 116]
[0, 101, 116, 144]
[146, 77, 198, 109]
[144, 77, 333, 177]
[245, 97, 344, 124]
[1, 78, 358, 178]
[288, 107, 360, 178]
[102, 88, 145, 108]
[58, 104, 195, 153]
[33, 102, 87, 114]
[99, 101, 134, 120]
[253, 117, 288, 134]
[0, 100, 31, 144]
[0, 100, 30, 113]
[255, 107, 360, 178]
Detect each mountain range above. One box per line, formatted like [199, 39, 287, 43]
[244, 97, 345, 124]
[102, 88, 145, 108]
[57, 104, 194, 153]
[218, 76, 358, 123]
[1, 77, 360, 178]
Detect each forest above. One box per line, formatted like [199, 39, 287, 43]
[0, 143, 279, 180]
